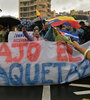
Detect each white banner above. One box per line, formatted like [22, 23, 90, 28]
[8, 31, 33, 42]
[0, 41, 90, 86]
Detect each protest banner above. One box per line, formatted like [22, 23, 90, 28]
[0, 41, 90, 86]
[8, 31, 33, 42]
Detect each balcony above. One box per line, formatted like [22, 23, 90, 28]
[39, 2, 47, 6]
[20, 5, 30, 8]
[20, 3, 37, 8]
[38, 8, 47, 12]
[20, 9, 36, 13]
[29, 15, 37, 18]
[20, 11, 29, 13]
[29, 2, 37, 6]
[20, 0, 30, 2]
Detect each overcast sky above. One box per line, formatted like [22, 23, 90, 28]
[0, 0, 90, 18]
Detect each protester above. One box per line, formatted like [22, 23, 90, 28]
[61, 25, 68, 31]
[56, 25, 63, 30]
[4, 28, 9, 42]
[39, 24, 49, 38]
[33, 26, 39, 33]
[22, 26, 34, 41]
[75, 29, 84, 44]
[4, 26, 16, 42]
[43, 26, 55, 41]
[72, 41, 90, 61]
[22, 26, 44, 41]
[83, 26, 90, 43]
[79, 21, 87, 30]
[0, 26, 6, 42]
[76, 21, 87, 44]
[10, 26, 16, 31]
[33, 27, 43, 41]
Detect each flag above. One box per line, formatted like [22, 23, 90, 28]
[59, 30, 79, 41]
[46, 16, 75, 24]
[36, 9, 41, 17]
[36, 9, 44, 26]
[53, 27, 72, 44]
[46, 16, 81, 29]
[50, 20, 81, 29]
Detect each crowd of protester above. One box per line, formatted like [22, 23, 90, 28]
[0, 20, 90, 60]
[0, 25, 16, 42]
[21, 21, 90, 44]
[0, 21, 90, 43]
[22, 21, 90, 61]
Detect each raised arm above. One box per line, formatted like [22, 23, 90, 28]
[72, 41, 90, 61]
[22, 27, 34, 41]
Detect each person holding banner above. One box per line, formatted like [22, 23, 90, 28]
[72, 41, 90, 61]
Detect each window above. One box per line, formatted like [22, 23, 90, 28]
[39, 5, 45, 8]
[40, 11, 45, 15]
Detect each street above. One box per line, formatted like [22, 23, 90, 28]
[0, 76, 90, 100]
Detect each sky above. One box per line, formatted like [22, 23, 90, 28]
[51, 0, 90, 13]
[0, 0, 90, 18]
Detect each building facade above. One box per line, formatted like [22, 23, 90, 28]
[19, 0, 52, 20]
[70, 10, 90, 16]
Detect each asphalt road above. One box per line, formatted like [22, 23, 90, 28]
[0, 76, 90, 100]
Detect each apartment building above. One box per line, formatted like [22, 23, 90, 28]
[19, 0, 51, 20]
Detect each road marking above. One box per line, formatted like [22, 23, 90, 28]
[73, 90, 90, 95]
[69, 84, 90, 88]
[42, 85, 51, 100]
